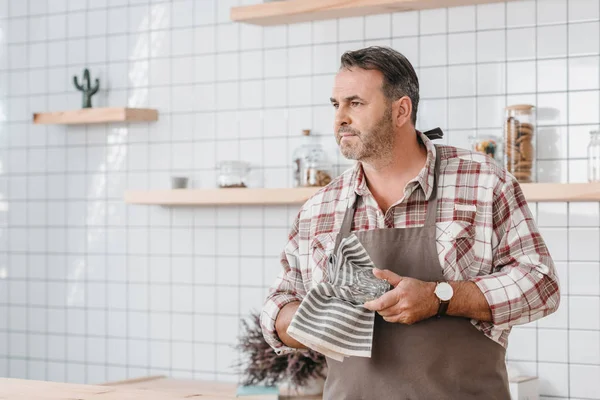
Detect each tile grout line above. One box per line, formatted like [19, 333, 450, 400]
[564, 1, 571, 397]
[212, 0, 219, 381]
[24, 0, 30, 382]
[104, 0, 111, 383]
[190, 0, 197, 381]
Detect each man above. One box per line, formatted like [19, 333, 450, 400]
[261, 46, 560, 399]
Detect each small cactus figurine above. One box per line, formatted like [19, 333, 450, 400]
[73, 68, 100, 108]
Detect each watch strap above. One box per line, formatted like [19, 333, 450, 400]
[436, 300, 449, 318]
[435, 281, 450, 318]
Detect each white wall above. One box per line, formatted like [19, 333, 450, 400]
[0, 0, 598, 398]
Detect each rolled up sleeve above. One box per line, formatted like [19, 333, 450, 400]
[260, 214, 307, 355]
[473, 176, 561, 332]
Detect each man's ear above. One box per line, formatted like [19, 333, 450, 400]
[393, 96, 413, 128]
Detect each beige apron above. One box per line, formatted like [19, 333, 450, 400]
[323, 143, 510, 399]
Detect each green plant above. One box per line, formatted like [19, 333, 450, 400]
[73, 68, 100, 108]
[235, 311, 327, 389]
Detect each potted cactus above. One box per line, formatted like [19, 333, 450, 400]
[73, 68, 100, 108]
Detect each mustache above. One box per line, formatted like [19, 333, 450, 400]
[338, 126, 360, 135]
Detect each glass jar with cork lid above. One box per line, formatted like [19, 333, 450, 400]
[504, 104, 535, 183]
[292, 129, 333, 187]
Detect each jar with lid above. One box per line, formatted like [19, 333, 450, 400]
[292, 129, 333, 187]
[217, 161, 251, 188]
[504, 104, 535, 183]
[588, 130, 600, 182]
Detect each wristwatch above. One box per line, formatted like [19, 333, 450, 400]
[434, 282, 454, 318]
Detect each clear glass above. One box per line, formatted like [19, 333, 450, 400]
[301, 159, 332, 187]
[345, 268, 392, 304]
[292, 130, 333, 187]
[217, 161, 251, 188]
[469, 134, 501, 162]
[588, 131, 600, 183]
[504, 104, 536, 183]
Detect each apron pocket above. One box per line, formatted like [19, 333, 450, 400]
[437, 220, 476, 280]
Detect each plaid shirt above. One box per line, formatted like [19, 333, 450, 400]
[261, 131, 560, 354]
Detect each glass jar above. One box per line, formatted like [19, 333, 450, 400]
[504, 104, 535, 183]
[469, 134, 501, 161]
[292, 129, 333, 187]
[302, 159, 333, 187]
[217, 161, 251, 188]
[588, 130, 600, 183]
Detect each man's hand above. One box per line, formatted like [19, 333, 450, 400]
[363, 268, 438, 324]
[363, 268, 494, 323]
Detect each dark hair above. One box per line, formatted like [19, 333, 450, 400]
[340, 46, 419, 125]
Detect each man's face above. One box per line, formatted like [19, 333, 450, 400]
[330, 68, 394, 162]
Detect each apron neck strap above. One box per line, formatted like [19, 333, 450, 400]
[421, 127, 444, 141]
[335, 192, 359, 249]
[424, 144, 441, 228]
[336, 137, 443, 246]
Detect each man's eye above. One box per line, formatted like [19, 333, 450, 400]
[351, 102, 361, 107]
[332, 103, 339, 109]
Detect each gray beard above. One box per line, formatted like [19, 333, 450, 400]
[339, 108, 395, 165]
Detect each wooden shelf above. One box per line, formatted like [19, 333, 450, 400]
[125, 184, 600, 206]
[124, 187, 321, 206]
[520, 183, 600, 202]
[33, 107, 158, 125]
[231, 0, 515, 26]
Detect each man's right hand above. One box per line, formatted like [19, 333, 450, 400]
[275, 301, 307, 349]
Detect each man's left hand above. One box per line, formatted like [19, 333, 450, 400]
[363, 268, 438, 325]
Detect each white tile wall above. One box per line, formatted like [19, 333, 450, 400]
[0, 0, 599, 397]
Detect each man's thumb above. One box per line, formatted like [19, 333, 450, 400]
[372, 268, 402, 287]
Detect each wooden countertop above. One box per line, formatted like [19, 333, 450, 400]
[0, 376, 321, 399]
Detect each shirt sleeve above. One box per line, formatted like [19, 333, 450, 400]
[260, 212, 308, 355]
[472, 175, 561, 331]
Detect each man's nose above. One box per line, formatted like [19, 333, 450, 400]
[335, 107, 350, 128]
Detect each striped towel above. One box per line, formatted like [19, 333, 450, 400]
[287, 234, 391, 361]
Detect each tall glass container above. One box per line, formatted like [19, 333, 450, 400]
[504, 104, 535, 183]
[588, 130, 600, 183]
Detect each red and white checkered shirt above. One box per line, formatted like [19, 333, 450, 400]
[261, 131, 560, 353]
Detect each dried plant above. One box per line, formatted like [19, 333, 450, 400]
[235, 312, 327, 389]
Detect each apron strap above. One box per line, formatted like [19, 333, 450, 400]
[421, 127, 444, 140]
[335, 193, 358, 251]
[424, 143, 441, 228]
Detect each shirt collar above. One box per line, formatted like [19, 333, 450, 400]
[352, 130, 437, 201]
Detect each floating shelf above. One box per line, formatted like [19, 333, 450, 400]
[521, 183, 600, 202]
[33, 107, 158, 125]
[124, 187, 321, 206]
[124, 184, 600, 206]
[230, 0, 516, 26]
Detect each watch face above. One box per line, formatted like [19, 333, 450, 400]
[435, 282, 454, 301]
